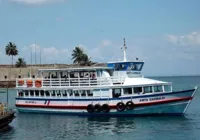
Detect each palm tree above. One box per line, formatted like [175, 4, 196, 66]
[71, 46, 85, 64]
[71, 46, 94, 66]
[15, 58, 27, 68]
[5, 42, 18, 67]
[80, 54, 92, 66]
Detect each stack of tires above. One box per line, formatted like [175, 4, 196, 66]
[87, 104, 110, 113]
[116, 101, 134, 112]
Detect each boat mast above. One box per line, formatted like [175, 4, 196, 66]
[122, 38, 127, 61]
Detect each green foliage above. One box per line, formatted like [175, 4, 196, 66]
[71, 46, 93, 66]
[5, 42, 18, 67]
[15, 58, 27, 68]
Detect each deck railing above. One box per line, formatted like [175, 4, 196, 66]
[16, 76, 126, 88]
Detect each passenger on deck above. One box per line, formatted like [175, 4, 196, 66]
[92, 73, 96, 79]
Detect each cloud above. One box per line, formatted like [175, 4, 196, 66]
[56, 17, 64, 22]
[20, 44, 69, 64]
[101, 40, 112, 47]
[11, 0, 65, 5]
[166, 32, 200, 46]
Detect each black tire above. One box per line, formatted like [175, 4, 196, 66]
[101, 104, 110, 113]
[116, 102, 125, 112]
[94, 104, 102, 112]
[87, 104, 94, 113]
[126, 101, 134, 110]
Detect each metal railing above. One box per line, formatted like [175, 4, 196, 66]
[16, 76, 126, 88]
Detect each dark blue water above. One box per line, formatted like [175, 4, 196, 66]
[0, 76, 200, 140]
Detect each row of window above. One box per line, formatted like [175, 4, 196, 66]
[18, 90, 93, 97]
[18, 85, 171, 98]
[113, 85, 171, 96]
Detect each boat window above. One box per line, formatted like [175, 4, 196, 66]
[30, 90, 34, 96]
[45, 91, 50, 96]
[25, 90, 29, 96]
[51, 91, 56, 96]
[123, 88, 132, 94]
[74, 90, 79, 97]
[87, 90, 93, 97]
[133, 87, 142, 93]
[144, 86, 153, 93]
[63, 91, 67, 97]
[56, 90, 61, 97]
[69, 90, 73, 96]
[112, 62, 143, 71]
[40, 90, 44, 96]
[164, 85, 171, 92]
[154, 85, 163, 92]
[80, 90, 86, 97]
[35, 90, 39, 96]
[19, 91, 24, 97]
[112, 88, 121, 98]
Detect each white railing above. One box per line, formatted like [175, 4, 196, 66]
[16, 76, 126, 88]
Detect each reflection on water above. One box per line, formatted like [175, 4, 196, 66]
[15, 114, 137, 139]
[0, 111, 199, 140]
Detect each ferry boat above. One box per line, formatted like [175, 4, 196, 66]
[15, 39, 198, 116]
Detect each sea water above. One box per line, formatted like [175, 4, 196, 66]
[0, 76, 200, 140]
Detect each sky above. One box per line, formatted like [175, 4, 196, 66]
[0, 0, 200, 76]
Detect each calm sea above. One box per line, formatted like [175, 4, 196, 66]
[0, 76, 200, 140]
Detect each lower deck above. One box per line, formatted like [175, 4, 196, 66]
[17, 84, 172, 99]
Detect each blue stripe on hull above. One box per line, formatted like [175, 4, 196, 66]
[17, 101, 189, 117]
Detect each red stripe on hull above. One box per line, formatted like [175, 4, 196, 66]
[15, 97, 192, 109]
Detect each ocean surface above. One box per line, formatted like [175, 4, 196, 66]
[0, 76, 200, 140]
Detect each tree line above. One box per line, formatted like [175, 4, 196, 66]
[4, 42, 94, 68]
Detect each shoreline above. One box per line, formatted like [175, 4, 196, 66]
[0, 81, 15, 88]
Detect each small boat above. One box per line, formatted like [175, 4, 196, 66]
[15, 39, 198, 117]
[0, 103, 15, 129]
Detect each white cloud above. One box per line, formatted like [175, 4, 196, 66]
[166, 32, 200, 46]
[11, 0, 65, 5]
[101, 40, 112, 47]
[20, 44, 69, 64]
[30, 44, 40, 52]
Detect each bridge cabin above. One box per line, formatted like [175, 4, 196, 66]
[107, 60, 144, 78]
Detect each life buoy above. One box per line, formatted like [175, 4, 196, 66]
[26, 80, 33, 87]
[126, 101, 134, 110]
[101, 104, 110, 113]
[94, 104, 101, 112]
[18, 80, 24, 86]
[87, 104, 94, 113]
[35, 80, 42, 87]
[116, 102, 125, 112]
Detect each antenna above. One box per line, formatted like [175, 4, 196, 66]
[121, 38, 127, 61]
[40, 47, 41, 65]
[35, 44, 36, 65]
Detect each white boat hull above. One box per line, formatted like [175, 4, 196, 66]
[15, 87, 198, 117]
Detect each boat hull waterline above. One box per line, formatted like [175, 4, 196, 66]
[15, 87, 198, 117]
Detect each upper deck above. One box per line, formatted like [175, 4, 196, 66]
[15, 39, 171, 89]
[15, 66, 170, 89]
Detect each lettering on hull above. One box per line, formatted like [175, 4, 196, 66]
[139, 97, 165, 102]
[25, 101, 36, 104]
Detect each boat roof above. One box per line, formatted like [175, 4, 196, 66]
[107, 60, 144, 63]
[124, 77, 171, 86]
[38, 67, 113, 72]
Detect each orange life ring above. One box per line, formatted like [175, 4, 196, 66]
[35, 80, 42, 87]
[18, 80, 24, 85]
[26, 80, 33, 87]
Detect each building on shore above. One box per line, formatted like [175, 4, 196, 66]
[0, 63, 105, 88]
